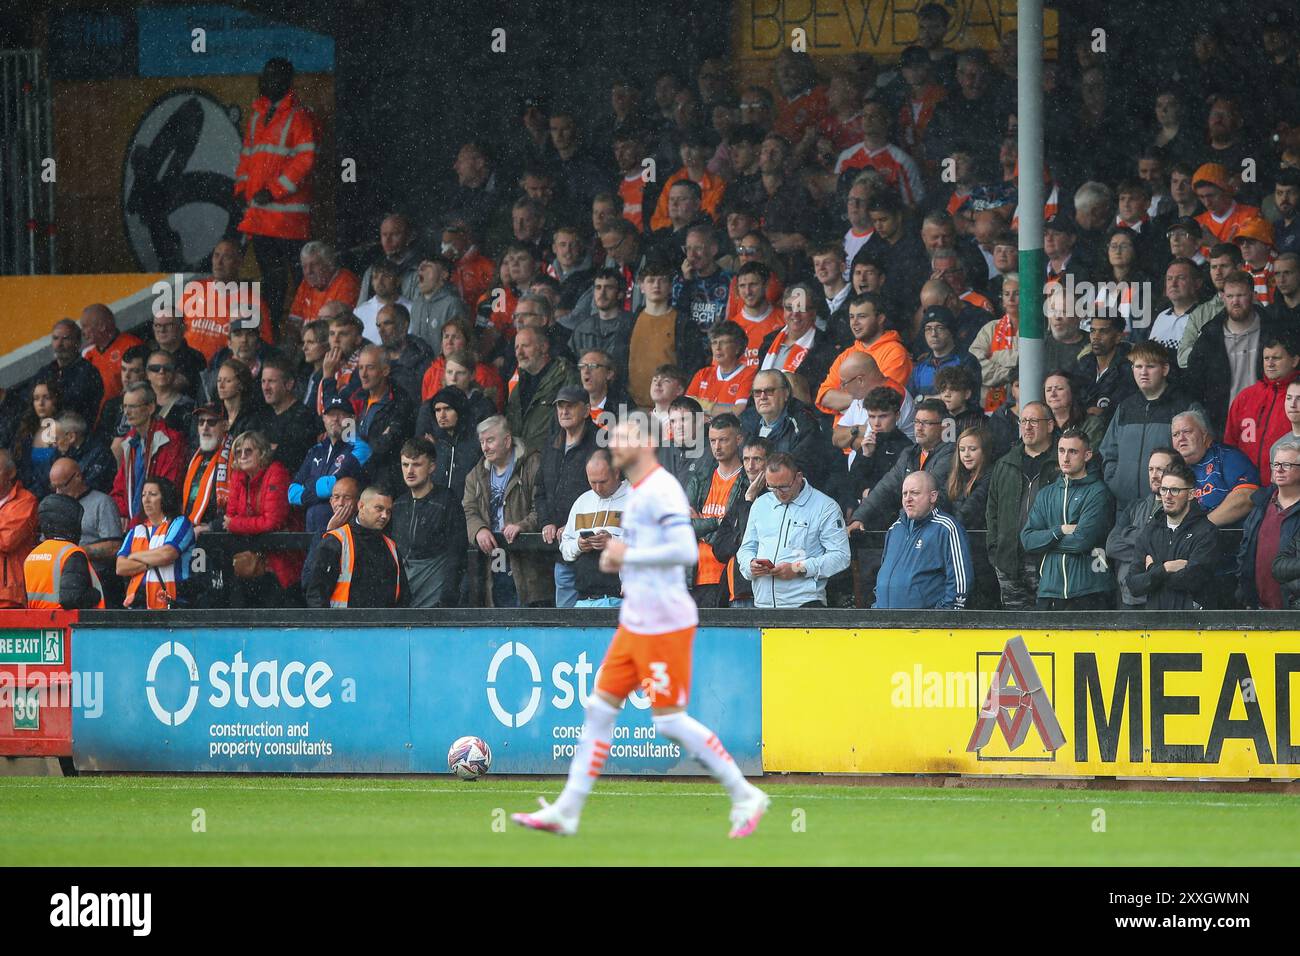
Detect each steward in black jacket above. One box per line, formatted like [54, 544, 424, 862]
[307, 516, 409, 608]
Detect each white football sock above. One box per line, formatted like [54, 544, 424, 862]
[553, 696, 622, 817]
[653, 711, 751, 802]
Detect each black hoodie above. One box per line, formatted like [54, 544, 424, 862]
[416, 387, 483, 503]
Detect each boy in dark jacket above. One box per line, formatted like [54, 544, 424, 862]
[1126, 461, 1219, 609]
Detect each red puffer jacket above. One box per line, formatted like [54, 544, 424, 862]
[1225, 370, 1298, 476]
[225, 460, 303, 588]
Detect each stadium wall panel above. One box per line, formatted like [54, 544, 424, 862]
[762, 627, 1300, 779]
[70, 624, 762, 775]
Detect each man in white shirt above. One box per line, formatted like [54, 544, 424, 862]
[1147, 257, 1202, 352]
[353, 260, 415, 343]
[559, 449, 630, 607]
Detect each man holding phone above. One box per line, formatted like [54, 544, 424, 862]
[559, 449, 631, 607]
[737, 452, 852, 607]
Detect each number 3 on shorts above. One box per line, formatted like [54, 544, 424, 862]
[642, 661, 670, 703]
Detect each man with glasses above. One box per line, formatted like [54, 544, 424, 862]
[985, 401, 1059, 609]
[738, 452, 850, 608]
[1126, 460, 1219, 610]
[1237, 437, 1300, 609]
[739, 369, 831, 488]
[148, 311, 206, 400]
[930, 246, 994, 318]
[182, 404, 232, 529]
[576, 350, 625, 425]
[145, 350, 195, 438]
[1020, 429, 1116, 611]
[109, 383, 187, 530]
[848, 398, 953, 533]
[1106, 447, 1180, 607]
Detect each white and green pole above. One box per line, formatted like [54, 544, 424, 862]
[1017, 0, 1045, 405]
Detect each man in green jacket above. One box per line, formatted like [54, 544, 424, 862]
[506, 326, 580, 452]
[984, 402, 1060, 609]
[1020, 428, 1116, 610]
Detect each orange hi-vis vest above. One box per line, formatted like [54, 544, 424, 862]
[122, 519, 180, 609]
[325, 523, 401, 608]
[24, 539, 105, 610]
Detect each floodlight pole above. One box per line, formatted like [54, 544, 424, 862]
[1017, 0, 1045, 405]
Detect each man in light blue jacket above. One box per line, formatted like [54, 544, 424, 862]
[737, 452, 851, 607]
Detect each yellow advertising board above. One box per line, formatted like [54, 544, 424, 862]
[733, 0, 1059, 60]
[762, 628, 1300, 778]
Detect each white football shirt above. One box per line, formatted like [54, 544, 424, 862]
[617, 464, 700, 635]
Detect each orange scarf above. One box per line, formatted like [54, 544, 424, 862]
[984, 315, 1017, 412]
[764, 328, 810, 373]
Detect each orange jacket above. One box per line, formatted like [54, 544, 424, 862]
[816, 332, 912, 415]
[0, 483, 39, 609]
[185, 278, 274, 361]
[234, 90, 319, 240]
[452, 250, 496, 311]
[649, 168, 726, 232]
[288, 267, 360, 323]
[84, 332, 145, 407]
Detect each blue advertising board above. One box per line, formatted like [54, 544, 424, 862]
[137, 6, 335, 78]
[72, 626, 762, 775]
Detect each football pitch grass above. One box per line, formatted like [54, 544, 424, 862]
[3, 776, 1297, 866]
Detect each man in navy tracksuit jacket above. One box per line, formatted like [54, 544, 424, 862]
[288, 396, 369, 585]
[874, 471, 974, 609]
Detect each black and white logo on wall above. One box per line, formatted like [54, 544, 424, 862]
[122, 88, 244, 272]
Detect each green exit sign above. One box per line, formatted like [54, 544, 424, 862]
[11, 687, 39, 731]
[0, 630, 63, 665]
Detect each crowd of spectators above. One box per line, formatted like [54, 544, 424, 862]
[9, 12, 1300, 611]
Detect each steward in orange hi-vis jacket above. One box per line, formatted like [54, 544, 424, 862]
[234, 74, 318, 241]
[233, 59, 318, 336]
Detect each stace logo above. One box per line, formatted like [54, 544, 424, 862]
[146, 640, 200, 727]
[145, 640, 336, 726]
[966, 636, 1067, 755]
[486, 638, 651, 728]
[487, 641, 542, 728]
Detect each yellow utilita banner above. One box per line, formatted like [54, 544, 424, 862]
[733, 0, 1059, 60]
[762, 628, 1300, 778]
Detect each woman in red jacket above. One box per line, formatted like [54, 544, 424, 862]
[219, 429, 304, 606]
